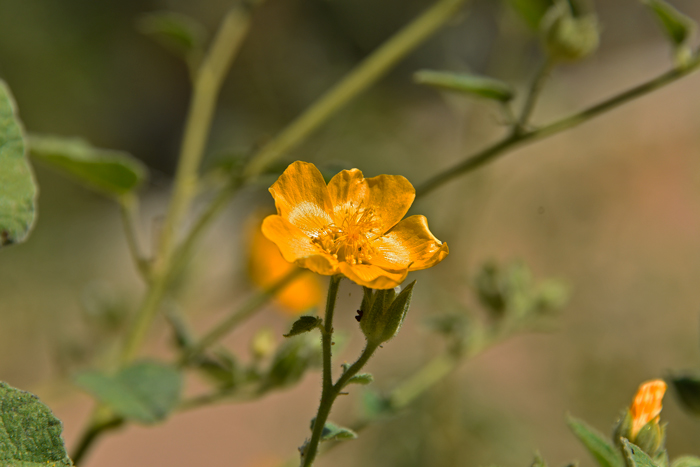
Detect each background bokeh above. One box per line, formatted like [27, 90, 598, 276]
[1, 0, 700, 466]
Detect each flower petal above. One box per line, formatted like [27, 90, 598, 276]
[369, 215, 449, 271]
[338, 262, 408, 289]
[269, 161, 334, 236]
[262, 214, 338, 275]
[365, 174, 415, 233]
[327, 169, 369, 220]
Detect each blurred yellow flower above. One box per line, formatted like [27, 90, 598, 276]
[248, 215, 323, 315]
[262, 161, 448, 289]
[630, 379, 666, 438]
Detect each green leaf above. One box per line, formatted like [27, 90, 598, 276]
[622, 438, 661, 467]
[310, 419, 357, 442]
[347, 373, 374, 385]
[75, 361, 182, 425]
[137, 11, 207, 72]
[671, 457, 700, 467]
[0, 381, 73, 466]
[670, 375, 700, 416]
[0, 81, 37, 249]
[641, 0, 696, 47]
[283, 315, 322, 337]
[28, 135, 147, 199]
[413, 70, 515, 102]
[567, 415, 625, 467]
[262, 334, 322, 390]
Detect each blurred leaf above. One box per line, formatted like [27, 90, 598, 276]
[414, 70, 515, 102]
[506, 0, 554, 29]
[640, 0, 696, 47]
[137, 11, 207, 72]
[671, 457, 700, 467]
[362, 389, 394, 419]
[262, 334, 322, 390]
[311, 419, 357, 442]
[283, 315, 322, 337]
[194, 351, 244, 390]
[347, 373, 374, 385]
[0, 382, 73, 466]
[29, 135, 147, 198]
[669, 375, 700, 416]
[75, 361, 182, 425]
[0, 80, 37, 249]
[622, 438, 661, 467]
[567, 415, 625, 467]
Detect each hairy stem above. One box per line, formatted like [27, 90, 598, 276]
[415, 55, 700, 199]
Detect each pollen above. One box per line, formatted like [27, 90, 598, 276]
[312, 202, 380, 264]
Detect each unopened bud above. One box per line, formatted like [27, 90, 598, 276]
[613, 379, 667, 456]
[541, 1, 600, 62]
[360, 281, 415, 345]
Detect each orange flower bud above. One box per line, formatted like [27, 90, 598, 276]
[630, 379, 666, 439]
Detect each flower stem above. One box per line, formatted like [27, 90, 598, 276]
[415, 54, 700, 199]
[301, 276, 380, 467]
[514, 57, 554, 133]
[118, 194, 150, 280]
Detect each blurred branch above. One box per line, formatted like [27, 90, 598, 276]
[118, 194, 150, 280]
[242, 0, 471, 178]
[180, 268, 304, 364]
[415, 54, 700, 199]
[514, 58, 555, 133]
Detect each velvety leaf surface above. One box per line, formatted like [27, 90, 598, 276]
[0, 382, 73, 466]
[0, 81, 37, 248]
[567, 415, 624, 467]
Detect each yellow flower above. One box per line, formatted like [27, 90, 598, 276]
[262, 161, 449, 289]
[248, 215, 323, 315]
[629, 379, 666, 439]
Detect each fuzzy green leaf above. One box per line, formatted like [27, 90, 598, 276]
[0, 81, 37, 249]
[414, 70, 515, 102]
[567, 415, 625, 467]
[29, 135, 147, 198]
[641, 0, 696, 46]
[283, 316, 322, 337]
[0, 382, 73, 466]
[671, 457, 700, 467]
[347, 373, 374, 385]
[622, 438, 661, 467]
[75, 361, 182, 425]
[313, 420, 357, 442]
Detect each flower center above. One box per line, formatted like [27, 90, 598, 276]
[312, 203, 382, 265]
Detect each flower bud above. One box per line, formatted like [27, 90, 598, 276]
[613, 379, 667, 456]
[541, 0, 600, 62]
[360, 281, 415, 345]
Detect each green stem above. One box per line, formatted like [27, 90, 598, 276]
[118, 194, 150, 280]
[515, 58, 554, 133]
[181, 268, 304, 363]
[243, 0, 470, 178]
[389, 353, 457, 410]
[415, 55, 700, 199]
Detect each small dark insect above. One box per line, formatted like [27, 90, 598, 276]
[355, 309, 364, 322]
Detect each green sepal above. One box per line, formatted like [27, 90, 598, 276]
[567, 414, 625, 467]
[283, 315, 322, 337]
[0, 80, 37, 249]
[0, 382, 74, 466]
[671, 457, 700, 467]
[669, 375, 700, 417]
[75, 360, 182, 425]
[29, 135, 147, 199]
[640, 0, 695, 47]
[136, 11, 207, 74]
[622, 438, 661, 467]
[613, 409, 635, 449]
[310, 419, 358, 442]
[413, 70, 515, 102]
[634, 422, 666, 457]
[360, 282, 415, 345]
[347, 373, 374, 385]
[541, 0, 600, 62]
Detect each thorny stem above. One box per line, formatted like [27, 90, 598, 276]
[415, 54, 700, 199]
